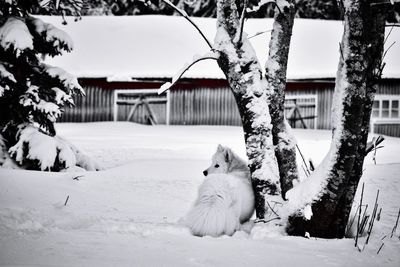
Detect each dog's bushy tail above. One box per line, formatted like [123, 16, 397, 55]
[185, 175, 240, 237]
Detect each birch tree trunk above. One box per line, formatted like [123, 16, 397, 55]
[286, 0, 387, 238]
[265, 0, 299, 199]
[215, 0, 281, 220]
[213, 0, 298, 219]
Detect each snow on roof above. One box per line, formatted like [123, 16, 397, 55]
[40, 15, 400, 81]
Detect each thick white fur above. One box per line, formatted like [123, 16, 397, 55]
[186, 145, 254, 237]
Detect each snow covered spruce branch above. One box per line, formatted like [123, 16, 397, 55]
[158, 53, 219, 94]
[0, 2, 100, 172]
[8, 124, 102, 171]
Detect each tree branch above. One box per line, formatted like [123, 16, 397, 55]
[161, 0, 213, 50]
[364, 135, 384, 156]
[236, 0, 248, 46]
[158, 53, 219, 94]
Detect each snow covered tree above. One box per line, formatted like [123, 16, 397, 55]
[160, 0, 390, 238]
[159, 0, 298, 220]
[0, 0, 101, 171]
[285, 0, 389, 238]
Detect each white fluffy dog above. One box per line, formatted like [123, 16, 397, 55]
[185, 145, 255, 237]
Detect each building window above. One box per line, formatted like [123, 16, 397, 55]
[372, 96, 400, 120]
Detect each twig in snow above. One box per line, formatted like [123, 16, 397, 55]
[355, 183, 364, 248]
[359, 204, 369, 235]
[158, 54, 219, 94]
[255, 217, 280, 224]
[309, 159, 315, 171]
[296, 144, 311, 176]
[365, 135, 384, 158]
[161, 0, 213, 50]
[377, 207, 382, 221]
[266, 201, 281, 219]
[64, 195, 70, 206]
[346, 205, 359, 236]
[365, 190, 380, 245]
[72, 175, 84, 181]
[391, 208, 400, 238]
[377, 243, 384, 254]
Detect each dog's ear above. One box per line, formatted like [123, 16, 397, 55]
[224, 148, 232, 163]
[217, 144, 224, 152]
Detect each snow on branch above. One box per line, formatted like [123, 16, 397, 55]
[19, 85, 62, 122]
[8, 124, 76, 170]
[0, 17, 33, 57]
[44, 64, 84, 95]
[0, 62, 16, 96]
[27, 16, 74, 55]
[161, 0, 213, 50]
[8, 124, 102, 171]
[158, 52, 219, 94]
[246, 0, 275, 13]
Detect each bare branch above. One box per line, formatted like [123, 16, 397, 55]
[364, 135, 384, 156]
[161, 0, 213, 50]
[158, 53, 219, 94]
[247, 29, 272, 39]
[384, 24, 395, 45]
[236, 0, 248, 46]
[382, 41, 396, 63]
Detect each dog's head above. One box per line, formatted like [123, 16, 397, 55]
[203, 144, 233, 176]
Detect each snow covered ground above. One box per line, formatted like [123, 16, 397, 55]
[0, 122, 399, 266]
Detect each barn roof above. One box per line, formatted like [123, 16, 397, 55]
[41, 15, 400, 81]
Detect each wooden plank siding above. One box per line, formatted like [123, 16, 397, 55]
[373, 123, 400, 137]
[286, 86, 334, 130]
[377, 80, 400, 95]
[59, 78, 400, 137]
[59, 85, 114, 122]
[169, 87, 241, 125]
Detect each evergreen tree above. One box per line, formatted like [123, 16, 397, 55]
[0, 0, 100, 171]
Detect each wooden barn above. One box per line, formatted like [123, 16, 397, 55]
[41, 16, 400, 136]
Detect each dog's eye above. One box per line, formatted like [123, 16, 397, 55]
[214, 164, 219, 168]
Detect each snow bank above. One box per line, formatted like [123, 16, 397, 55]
[0, 123, 399, 266]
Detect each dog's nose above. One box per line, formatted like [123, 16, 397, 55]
[203, 170, 208, 176]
